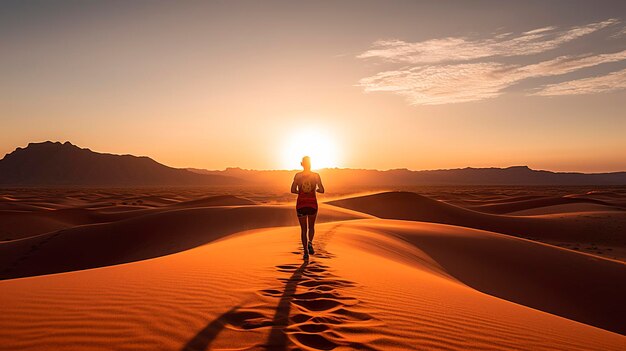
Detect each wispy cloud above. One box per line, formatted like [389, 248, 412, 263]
[522, 26, 557, 35]
[357, 19, 626, 105]
[533, 68, 626, 96]
[358, 19, 618, 64]
[612, 26, 626, 38]
[359, 50, 626, 105]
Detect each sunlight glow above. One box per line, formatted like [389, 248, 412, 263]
[281, 129, 339, 170]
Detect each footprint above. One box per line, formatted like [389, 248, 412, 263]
[331, 308, 375, 321]
[222, 310, 272, 330]
[300, 280, 355, 289]
[292, 323, 329, 333]
[275, 264, 303, 273]
[253, 225, 385, 349]
[292, 298, 347, 312]
[290, 332, 338, 351]
[259, 289, 282, 297]
[293, 291, 341, 300]
[305, 267, 326, 273]
[291, 313, 312, 324]
[310, 316, 347, 325]
[277, 277, 308, 284]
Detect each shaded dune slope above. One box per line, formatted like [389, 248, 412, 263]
[508, 202, 622, 216]
[338, 219, 626, 335]
[467, 195, 622, 214]
[0, 204, 370, 280]
[0, 195, 257, 241]
[328, 191, 626, 246]
[168, 194, 256, 208]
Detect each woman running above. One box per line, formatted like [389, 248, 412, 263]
[291, 156, 325, 260]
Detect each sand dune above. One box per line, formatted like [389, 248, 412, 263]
[0, 204, 370, 280]
[0, 210, 75, 241]
[570, 190, 626, 207]
[328, 191, 626, 259]
[169, 194, 257, 208]
[1, 220, 624, 350]
[507, 202, 622, 215]
[466, 195, 621, 214]
[0, 195, 259, 241]
[1, 188, 625, 350]
[338, 220, 626, 334]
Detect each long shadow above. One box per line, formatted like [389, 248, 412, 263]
[264, 260, 309, 350]
[181, 305, 240, 351]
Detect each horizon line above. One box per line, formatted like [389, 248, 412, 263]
[4, 140, 626, 175]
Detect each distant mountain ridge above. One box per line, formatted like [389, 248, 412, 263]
[190, 165, 626, 186]
[1, 141, 625, 186]
[0, 141, 239, 186]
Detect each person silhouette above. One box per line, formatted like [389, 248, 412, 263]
[291, 156, 325, 260]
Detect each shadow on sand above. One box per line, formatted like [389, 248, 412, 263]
[264, 260, 308, 350]
[181, 260, 309, 350]
[181, 305, 240, 351]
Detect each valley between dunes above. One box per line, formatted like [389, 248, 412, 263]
[0, 188, 625, 350]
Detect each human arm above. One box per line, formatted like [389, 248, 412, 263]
[291, 174, 299, 194]
[316, 174, 325, 193]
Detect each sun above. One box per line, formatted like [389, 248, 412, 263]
[281, 129, 339, 170]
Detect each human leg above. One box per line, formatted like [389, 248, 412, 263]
[307, 214, 317, 254]
[298, 215, 308, 257]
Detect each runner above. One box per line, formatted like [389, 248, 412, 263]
[290, 156, 325, 260]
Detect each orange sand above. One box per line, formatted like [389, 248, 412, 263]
[0, 188, 624, 350]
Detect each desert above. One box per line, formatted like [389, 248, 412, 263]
[3, 1, 626, 349]
[1, 185, 625, 350]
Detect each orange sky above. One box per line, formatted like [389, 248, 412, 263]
[1, 1, 625, 172]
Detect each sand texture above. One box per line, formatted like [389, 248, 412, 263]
[1, 187, 625, 350]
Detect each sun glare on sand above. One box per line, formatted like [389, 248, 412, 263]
[282, 129, 339, 170]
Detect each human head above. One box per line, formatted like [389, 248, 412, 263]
[301, 156, 311, 170]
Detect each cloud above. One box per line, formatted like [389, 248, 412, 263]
[357, 19, 626, 105]
[358, 19, 618, 64]
[612, 26, 626, 38]
[532, 68, 626, 96]
[516, 50, 626, 76]
[522, 26, 557, 35]
[359, 62, 512, 105]
[358, 50, 626, 105]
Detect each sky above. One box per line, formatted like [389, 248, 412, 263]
[1, 0, 625, 172]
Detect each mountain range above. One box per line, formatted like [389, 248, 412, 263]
[1, 141, 625, 186]
[0, 141, 239, 186]
[191, 166, 626, 187]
